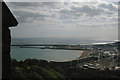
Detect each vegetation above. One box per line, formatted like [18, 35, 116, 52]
[11, 59, 65, 80]
[11, 59, 120, 80]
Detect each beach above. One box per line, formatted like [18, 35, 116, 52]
[78, 50, 93, 59]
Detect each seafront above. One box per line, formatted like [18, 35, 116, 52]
[49, 42, 119, 71]
[11, 42, 119, 70]
[78, 50, 93, 59]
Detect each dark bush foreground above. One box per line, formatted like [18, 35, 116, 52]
[11, 59, 120, 80]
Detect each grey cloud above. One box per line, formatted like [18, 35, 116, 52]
[8, 2, 118, 40]
[39, 2, 61, 8]
[111, 17, 118, 22]
[98, 2, 117, 12]
[59, 8, 73, 15]
[7, 2, 61, 23]
[13, 10, 48, 23]
[9, 2, 62, 9]
[76, 22, 117, 28]
[59, 2, 117, 17]
[8, 2, 42, 7]
[59, 5, 104, 17]
[71, 5, 103, 17]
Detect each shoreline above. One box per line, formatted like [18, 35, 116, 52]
[77, 50, 93, 59]
[11, 45, 94, 62]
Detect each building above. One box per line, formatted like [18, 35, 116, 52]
[2, 2, 18, 79]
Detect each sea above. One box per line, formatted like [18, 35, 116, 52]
[10, 38, 115, 62]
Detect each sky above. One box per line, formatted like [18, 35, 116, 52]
[6, 0, 118, 41]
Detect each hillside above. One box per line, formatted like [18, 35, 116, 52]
[11, 59, 120, 79]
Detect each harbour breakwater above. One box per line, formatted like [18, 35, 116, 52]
[11, 44, 96, 67]
[12, 44, 90, 50]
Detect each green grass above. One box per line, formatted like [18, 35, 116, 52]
[27, 66, 31, 70]
[15, 67, 23, 70]
[12, 65, 65, 79]
[33, 66, 64, 79]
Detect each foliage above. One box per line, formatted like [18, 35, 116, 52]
[11, 59, 120, 79]
[11, 59, 65, 80]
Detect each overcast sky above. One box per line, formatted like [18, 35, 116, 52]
[6, 1, 118, 41]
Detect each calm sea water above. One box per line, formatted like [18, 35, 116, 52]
[11, 38, 115, 45]
[11, 46, 82, 62]
[11, 38, 115, 61]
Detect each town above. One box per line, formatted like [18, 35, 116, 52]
[50, 42, 120, 71]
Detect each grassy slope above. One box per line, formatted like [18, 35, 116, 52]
[11, 59, 65, 80]
[11, 59, 120, 80]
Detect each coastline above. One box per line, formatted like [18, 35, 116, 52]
[78, 50, 93, 59]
